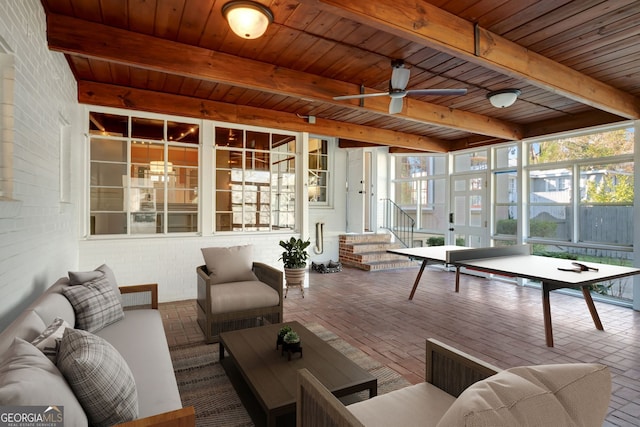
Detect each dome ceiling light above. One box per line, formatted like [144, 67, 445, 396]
[487, 89, 521, 108]
[222, 1, 274, 40]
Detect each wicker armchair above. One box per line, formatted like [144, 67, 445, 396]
[196, 263, 283, 343]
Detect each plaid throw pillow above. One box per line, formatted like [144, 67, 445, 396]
[62, 275, 124, 333]
[57, 328, 138, 427]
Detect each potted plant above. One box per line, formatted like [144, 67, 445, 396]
[279, 237, 311, 293]
[283, 330, 301, 352]
[276, 325, 292, 349]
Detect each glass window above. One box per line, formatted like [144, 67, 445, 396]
[528, 167, 572, 241]
[215, 127, 296, 232]
[493, 144, 518, 242]
[453, 149, 487, 172]
[392, 154, 447, 234]
[89, 112, 199, 235]
[308, 137, 329, 204]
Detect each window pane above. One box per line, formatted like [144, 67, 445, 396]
[91, 213, 126, 235]
[89, 113, 128, 137]
[454, 150, 487, 172]
[167, 121, 199, 144]
[246, 131, 269, 150]
[132, 117, 164, 140]
[495, 145, 517, 169]
[91, 138, 126, 162]
[91, 163, 126, 186]
[90, 188, 123, 211]
[530, 128, 634, 164]
[216, 127, 243, 148]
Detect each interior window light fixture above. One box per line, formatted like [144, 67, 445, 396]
[222, 1, 274, 40]
[487, 89, 521, 108]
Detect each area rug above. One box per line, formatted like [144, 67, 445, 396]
[169, 322, 411, 427]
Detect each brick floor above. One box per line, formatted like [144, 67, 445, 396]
[160, 265, 640, 426]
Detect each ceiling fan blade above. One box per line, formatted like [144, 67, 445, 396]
[389, 97, 403, 114]
[333, 92, 391, 100]
[405, 88, 468, 96]
[390, 67, 410, 90]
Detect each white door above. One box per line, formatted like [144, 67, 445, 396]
[347, 150, 365, 233]
[449, 172, 488, 248]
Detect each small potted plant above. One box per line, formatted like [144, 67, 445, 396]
[276, 325, 292, 349]
[279, 237, 311, 292]
[283, 330, 301, 352]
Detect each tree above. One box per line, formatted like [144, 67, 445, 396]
[531, 129, 633, 164]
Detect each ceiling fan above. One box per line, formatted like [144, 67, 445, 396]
[333, 59, 467, 114]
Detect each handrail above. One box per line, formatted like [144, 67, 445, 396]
[381, 198, 415, 247]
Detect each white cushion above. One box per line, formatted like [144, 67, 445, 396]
[0, 338, 88, 426]
[201, 245, 258, 284]
[57, 328, 138, 427]
[436, 363, 611, 427]
[348, 382, 456, 427]
[210, 280, 280, 314]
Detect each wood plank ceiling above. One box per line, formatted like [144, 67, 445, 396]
[40, 0, 640, 152]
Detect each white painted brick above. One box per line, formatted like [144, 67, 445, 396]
[0, 0, 81, 332]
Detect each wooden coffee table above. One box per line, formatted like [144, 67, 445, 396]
[219, 321, 377, 427]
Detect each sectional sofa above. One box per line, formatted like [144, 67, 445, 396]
[0, 265, 195, 427]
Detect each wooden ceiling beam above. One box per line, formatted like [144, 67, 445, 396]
[46, 13, 522, 141]
[78, 81, 450, 152]
[312, 0, 640, 119]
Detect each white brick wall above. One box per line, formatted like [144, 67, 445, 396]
[0, 0, 81, 331]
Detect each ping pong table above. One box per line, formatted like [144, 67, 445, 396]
[388, 244, 640, 347]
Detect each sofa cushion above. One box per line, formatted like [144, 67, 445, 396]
[30, 316, 70, 363]
[209, 280, 280, 314]
[436, 363, 610, 427]
[62, 275, 124, 333]
[57, 328, 138, 427]
[201, 245, 258, 284]
[69, 264, 122, 304]
[0, 337, 88, 426]
[348, 382, 456, 427]
[95, 309, 182, 418]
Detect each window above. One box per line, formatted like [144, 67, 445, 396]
[493, 145, 518, 242]
[89, 112, 200, 235]
[392, 155, 446, 232]
[308, 137, 329, 204]
[214, 126, 296, 232]
[524, 125, 635, 304]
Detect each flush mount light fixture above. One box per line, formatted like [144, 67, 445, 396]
[222, 1, 274, 40]
[487, 89, 521, 108]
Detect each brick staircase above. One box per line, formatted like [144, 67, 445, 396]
[338, 234, 419, 271]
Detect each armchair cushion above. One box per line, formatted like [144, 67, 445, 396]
[209, 280, 280, 314]
[201, 245, 258, 284]
[436, 363, 610, 427]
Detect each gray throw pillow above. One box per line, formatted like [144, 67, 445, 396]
[30, 316, 70, 363]
[0, 338, 88, 425]
[69, 263, 122, 304]
[57, 328, 138, 427]
[62, 275, 124, 333]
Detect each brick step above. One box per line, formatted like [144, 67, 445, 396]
[340, 251, 409, 263]
[341, 259, 418, 271]
[338, 233, 415, 272]
[339, 234, 392, 244]
[341, 242, 404, 254]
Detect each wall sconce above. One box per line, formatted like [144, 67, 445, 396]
[487, 89, 521, 108]
[222, 1, 274, 40]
